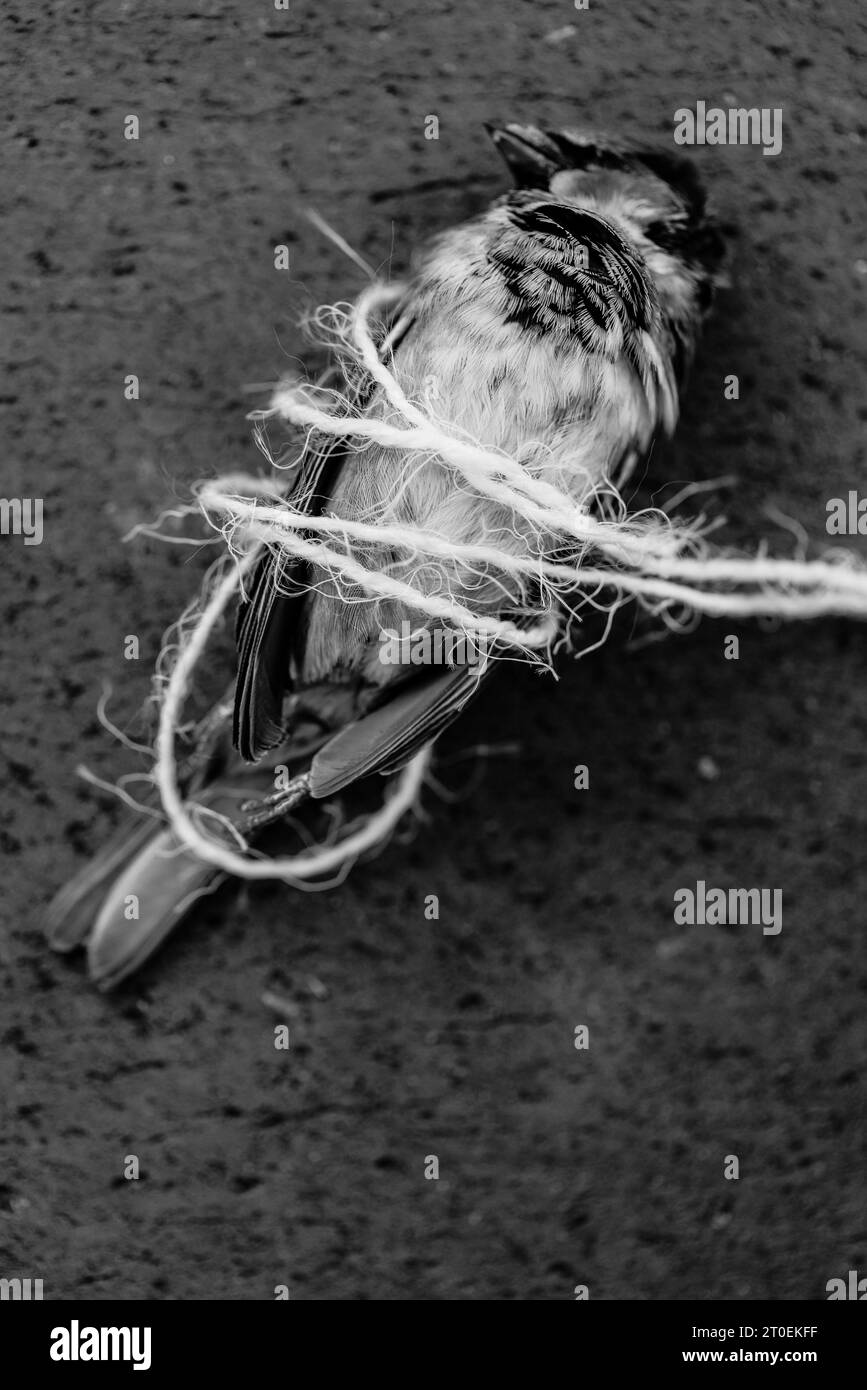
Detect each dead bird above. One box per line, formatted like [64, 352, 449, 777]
[46, 122, 725, 988]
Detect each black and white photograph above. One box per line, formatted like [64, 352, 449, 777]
[1, 0, 865, 1349]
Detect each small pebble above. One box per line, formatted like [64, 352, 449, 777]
[544, 24, 577, 44]
[697, 755, 720, 781]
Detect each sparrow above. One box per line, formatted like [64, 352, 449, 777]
[46, 122, 725, 987]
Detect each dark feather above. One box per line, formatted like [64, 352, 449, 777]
[233, 310, 416, 763]
[309, 660, 489, 797]
[233, 555, 297, 761]
[493, 198, 655, 347]
[307, 604, 545, 797]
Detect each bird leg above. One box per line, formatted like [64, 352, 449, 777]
[183, 693, 236, 791]
[238, 772, 313, 833]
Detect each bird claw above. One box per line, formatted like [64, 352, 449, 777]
[238, 772, 312, 832]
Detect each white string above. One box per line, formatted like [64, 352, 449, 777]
[153, 550, 431, 882]
[149, 279, 867, 880]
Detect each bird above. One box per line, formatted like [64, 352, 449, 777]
[46, 121, 726, 987]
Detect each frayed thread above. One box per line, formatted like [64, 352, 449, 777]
[144, 281, 867, 879]
[151, 544, 431, 883]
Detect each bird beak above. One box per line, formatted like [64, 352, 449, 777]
[484, 123, 562, 185]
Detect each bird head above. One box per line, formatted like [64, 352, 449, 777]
[483, 123, 726, 374]
[485, 123, 724, 274]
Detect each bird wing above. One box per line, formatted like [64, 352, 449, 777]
[233, 304, 418, 764]
[308, 657, 492, 797]
[233, 433, 345, 761]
